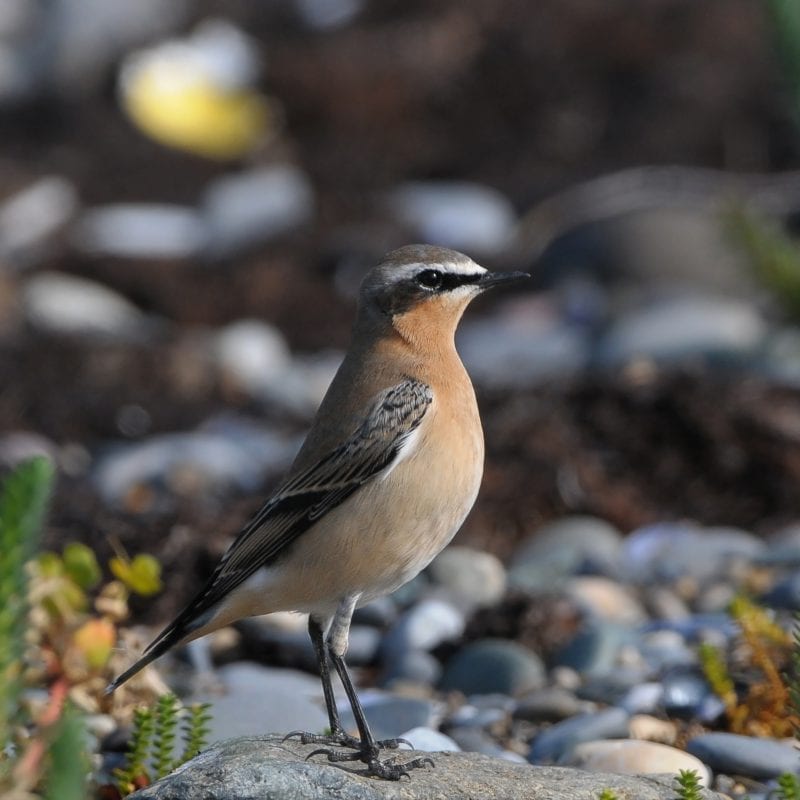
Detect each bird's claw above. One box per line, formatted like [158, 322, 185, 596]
[285, 730, 411, 751]
[306, 745, 434, 780]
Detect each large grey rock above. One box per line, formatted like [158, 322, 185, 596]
[130, 735, 724, 799]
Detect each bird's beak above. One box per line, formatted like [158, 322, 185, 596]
[478, 270, 530, 290]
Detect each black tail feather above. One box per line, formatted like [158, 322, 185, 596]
[106, 616, 198, 694]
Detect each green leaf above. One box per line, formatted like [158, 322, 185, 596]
[43, 706, 89, 800]
[0, 457, 55, 761]
[110, 554, 162, 596]
[62, 542, 101, 590]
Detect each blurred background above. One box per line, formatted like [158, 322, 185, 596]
[2, 0, 800, 626]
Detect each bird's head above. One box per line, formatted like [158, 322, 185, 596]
[358, 244, 528, 345]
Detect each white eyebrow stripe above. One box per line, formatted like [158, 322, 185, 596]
[392, 261, 487, 280]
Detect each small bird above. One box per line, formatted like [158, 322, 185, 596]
[108, 244, 528, 779]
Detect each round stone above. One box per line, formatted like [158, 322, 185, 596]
[686, 732, 800, 780]
[509, 516, 624, 591]
[428, 546, 506, 610]
[528, 707, 630, 764]
[562, 739, 710, 785]
[440, 639, 546, 696]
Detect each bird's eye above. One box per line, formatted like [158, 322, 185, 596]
[416, 269, 443, 290]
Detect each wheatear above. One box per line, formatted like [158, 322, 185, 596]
[108, 244, 528, 779]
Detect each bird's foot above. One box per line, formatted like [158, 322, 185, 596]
[284, 729, 411, 751]
[306, 744, 434, 781]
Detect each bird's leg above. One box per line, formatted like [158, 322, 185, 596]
[305, 596, 432, 780]
[284, 615, 359, 748]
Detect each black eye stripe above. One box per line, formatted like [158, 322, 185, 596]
[415, 271, 484, 291]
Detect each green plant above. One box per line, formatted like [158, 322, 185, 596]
[673, 768, 703, 800]
[776, 772, 800, 800]
[597, 790, 620, 800]
[767, 0, 800, 125]
[0, 457, 55, 767]
[726, 207, 800, 320]
[179, 702, 212, 763]
[698, 642, 736, 717]
[0, 457, 91, 800]
[115, 694, 212, 796]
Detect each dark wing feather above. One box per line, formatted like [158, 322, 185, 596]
[107, 378, 432, 691]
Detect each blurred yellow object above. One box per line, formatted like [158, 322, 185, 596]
[73, 618, 116, 670]
[121, 57, 271, 160]
[110, 553, 163, 597]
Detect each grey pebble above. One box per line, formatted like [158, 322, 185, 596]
[514, 687, 594, 723]
[458, 310, 589, 390]
[509, 515, 623, 591]
[386, 180, 516, 256]
[189, 663, 328, 742]
[381, 598, 465, 663]
[23, 271, 150, 339]
[686, 732, 800, 780]
[553, 620, 636, 676]
[446, 727, 526, 763]
[661, 670, 712, 720]
[398, 727, 461, 753]
[202, 165, 314, 259]
[427, 546, 506, 610]
[338, 694, 443, 741]
[380, 649, 442, 688]
[440, 639, 546, 696]
[595, 295, 766, 367]
[623, 522, 764, 583]
[75, 203, 206, 260]
[0, 176, 78, 268]
[528, 707, 630, 764]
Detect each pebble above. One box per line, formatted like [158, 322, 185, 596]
[446, 727, 527, 763]
[561, 739, 710, 785]
[202, 165, 315, 258]
[553, 620, 636, 676]
[577, 670, 649, 706]
[23, 271, 151, 339]
[447, 695, 512, 729]
[398, 727, 460, 753]
[74, 204, 207, 260]
[49, 0, 190, 96]
[509, 516, 623, 591]
[380, 649, 442, 689]
[427, 546, 506, 610]
[761, 572, 800, 610]
[760, 326, 800, 387]
[440, 639, 546, 696]
[352, 596, 398, 628]
[386, 180, 516, 256]
[457, 303, 588, 389]
[294, 0, 364, 30]
[92, 420, 298, 505]
[619, 683, 664, 716]
[0, 176, 78, 268]
[565, 576, 646, 624]
[623, 522, 764, 583]
[189, 663, 328, 741]
[528, 707, 630, 764]
[686, 732, 800, 780]
[514, 687, 594, 723]
[627, 714, 677, 744]
[660, 671, 712, 720]
[380, 598, 465, 663]
[637, 629, 695, 671]
[595, 294, 766, 367]
[0, 431, 58, 469]
[213, 319, 292, 394]
[338, 693, 443, 741]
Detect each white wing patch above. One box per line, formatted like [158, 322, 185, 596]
[377, 422, 424, 481]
